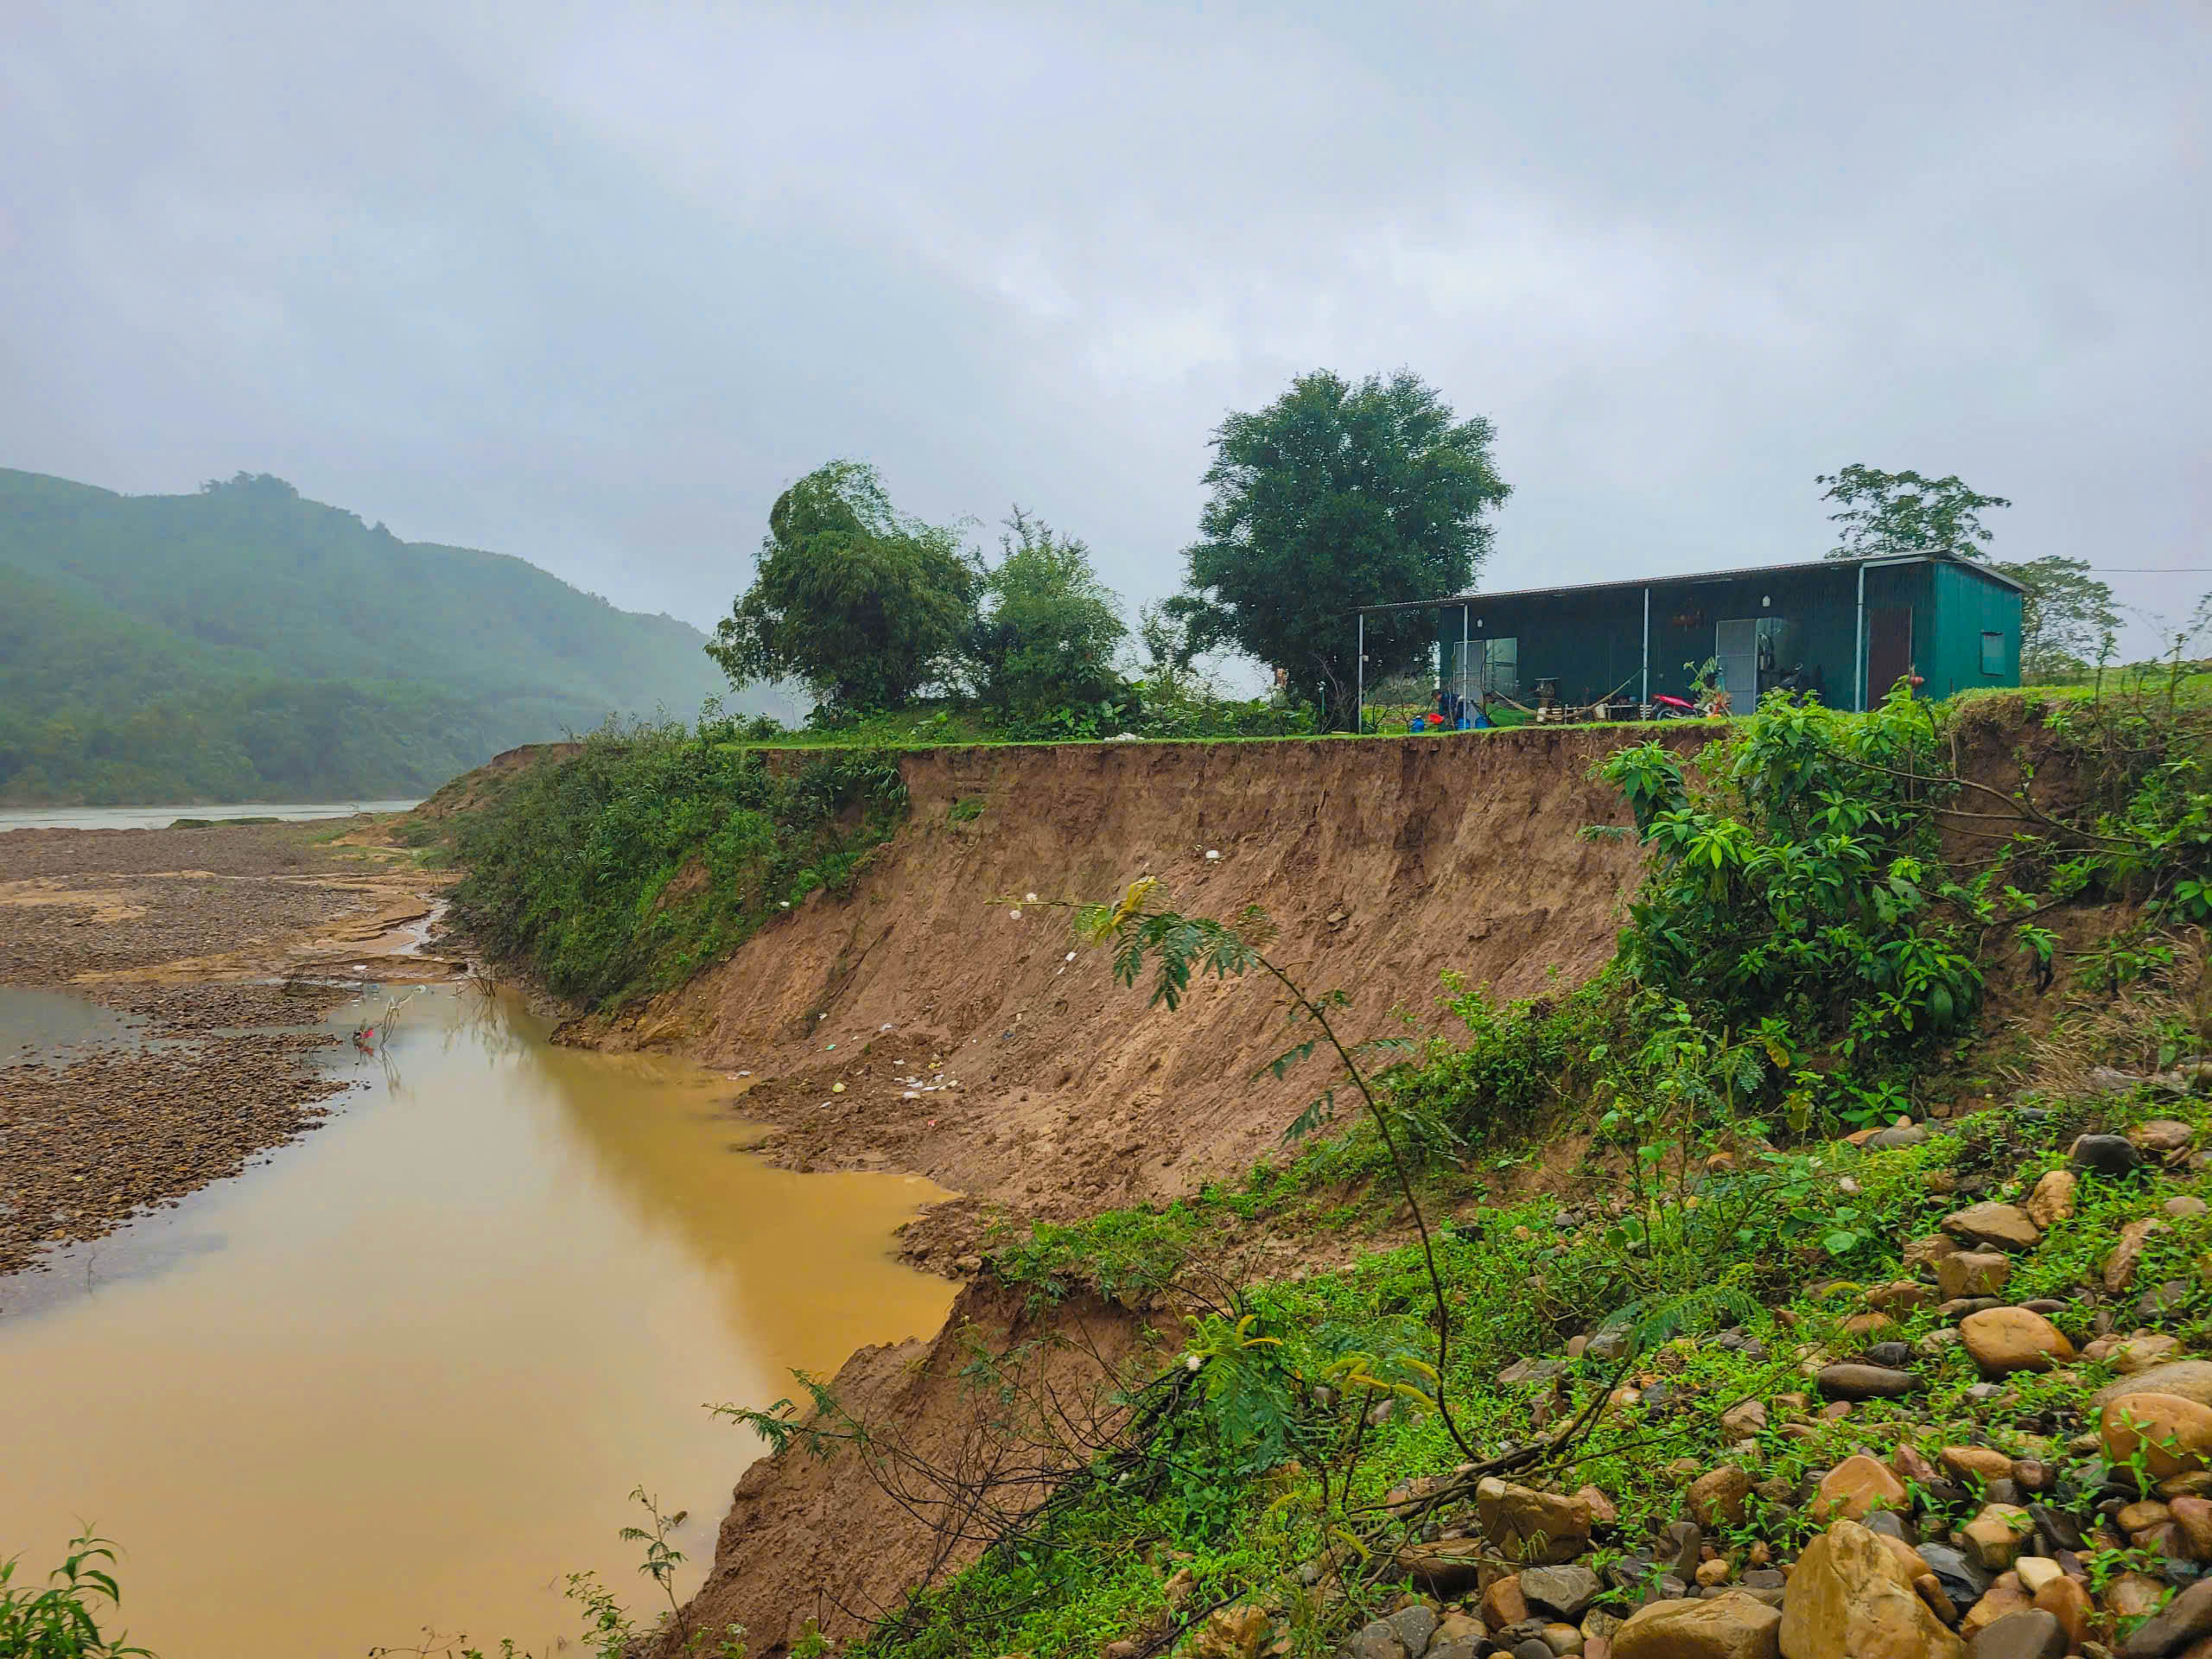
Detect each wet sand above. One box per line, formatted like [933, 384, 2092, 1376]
[0, 816, 456, 1275]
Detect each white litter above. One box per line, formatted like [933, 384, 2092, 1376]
[1205, 849, 1221, 861]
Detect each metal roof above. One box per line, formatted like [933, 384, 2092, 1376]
[1352, 551, 2027, 616]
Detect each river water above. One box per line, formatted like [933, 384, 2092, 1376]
[0, 984, 956, 1657]
[0, 801, 421, 832]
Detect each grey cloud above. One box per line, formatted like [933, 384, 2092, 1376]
[3, 1, 2206, 657]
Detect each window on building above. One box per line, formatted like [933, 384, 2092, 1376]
[1482, 637, 1518, 697]
[1980, 632, 2006, 676]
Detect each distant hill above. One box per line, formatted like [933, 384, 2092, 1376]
[0, 468, 786, 804]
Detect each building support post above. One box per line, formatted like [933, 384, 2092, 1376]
[1355, 612, 1364, 734]
[1460, 604, 1470, 720]
[1641, 587, 1650, 708]
[1854, 561, 1867, 713]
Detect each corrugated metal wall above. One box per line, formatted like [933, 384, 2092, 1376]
[1427, 559, 2018, 711]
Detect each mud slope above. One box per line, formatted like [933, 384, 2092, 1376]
[671, 1277, 1151, 1656]
[588, 728, 1700, 1215]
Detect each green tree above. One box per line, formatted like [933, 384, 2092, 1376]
[966, 508, 1128, 714]
[1817, 463, 2010, 560]
[1171, 370, 1510, 728]
[708, 461, 977, 714]
[1815, 464, 2117, 681]
[1991, 554, 2120, 679]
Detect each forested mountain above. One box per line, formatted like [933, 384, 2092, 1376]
[0, 468, 774, 804]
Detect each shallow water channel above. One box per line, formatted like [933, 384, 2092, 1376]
[0, 984, 956, 1657]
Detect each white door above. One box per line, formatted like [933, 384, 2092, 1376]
[1716, 620, 1758, 705]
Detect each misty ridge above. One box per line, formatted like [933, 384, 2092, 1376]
[0, 467, 795, 804]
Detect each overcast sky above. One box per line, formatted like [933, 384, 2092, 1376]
[4, 3, 2207, 663]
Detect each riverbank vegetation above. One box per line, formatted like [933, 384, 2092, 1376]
[449, 719, 910, 1007]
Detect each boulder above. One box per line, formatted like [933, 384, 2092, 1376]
[1520, 1565, 1603, 1621]
[2031, 1574, 2091, 1649]
[2168, 1196, 2210, 1220]
[1917, 1541, 1993, 1610]
[1341, 1618, 1404, 1659]
[1964, 1610, 2065, 1659]
[1780, 1519, 1965, 1659]
[2104, 1570, 2170, 1621]
[1940, 1445, 2016, 1483]
[1721, 1401, 1769, 1438]
[1960, 1308, 2075, 1376]
[1397, 1537, 1487, 1597]
[1484, 1576, 1530, 1629]
[1961, 1576, 2034, 1639]
[1191, 1605, 1272, 1659]
[2174, 1494, 2212, 1558]
[1906, 1236, 1962, 1272]
[1869, 1281, 1938, 1313]
[2071, 1133, 2142, 1175]
[1478, 1480, 1594, 1565]
[1937, 1252, 2012, 1301]
[2118, 1577, 2212, 1657]
[2090, 1361, 2212, 1412]
[1384, 1605, 1436, 1658]
[1814, 1455, 1910, 1522]
[1613, 1594, 1780, 1659]
[2100, 1392, 2212, 1479]
[1817, 1363, 1922, 1401]
[2114, 1334, 2185, 1374]
[1691, 1465, 1755, 1529]
[2106, 1217, 2169, 1294]
[1866, 1124, 1928, 1150]
[1942, 1204, 2041, 1252]
[2025, 1170, 2077, 1230]
[1961, 1505, 2034, 1572]
[2133, 1119, 2196, 1154]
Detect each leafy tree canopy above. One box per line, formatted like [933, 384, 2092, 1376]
[708, 461, 977, 714]
[967, 508, 1127, 715]
[1816, 462, 2117, 679]
[1171, 369, 1510, 728]
[1991, 554, 2120, 678]
[1818, 463, 2010, 560]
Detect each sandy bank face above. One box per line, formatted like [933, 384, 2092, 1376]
[568, 728, 1694, 1220]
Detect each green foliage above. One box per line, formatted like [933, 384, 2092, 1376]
[453, 718, 907, 1006]
[1173, 369, 1510, 729]
[1992, 555, 2120, 680]
[1817, 462, 2011, 561]
[0, 1533, 150, 1658]
[968, 510, 1128, 715]
[989, 1204, 1205, 1306]
[0, 467, 752, 804]
[1599, 684, 1984, 1095]
[1386, 972, 1612, 1157]
[709, 461, 977, 715]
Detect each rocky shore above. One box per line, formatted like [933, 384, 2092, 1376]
[0, 817, 454, 1281]
[1157, 1111, 2212, 1659]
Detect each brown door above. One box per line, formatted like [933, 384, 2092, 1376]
[1866, 606, 1914, 704]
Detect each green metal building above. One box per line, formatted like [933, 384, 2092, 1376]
[1355, 552, 2025, 720]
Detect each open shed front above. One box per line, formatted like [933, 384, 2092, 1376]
[1382, 553, 2023, 725]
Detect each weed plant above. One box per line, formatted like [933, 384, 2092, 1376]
[451, 719, 907, 1006]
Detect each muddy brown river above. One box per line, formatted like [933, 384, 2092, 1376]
[0, 983, 956, 1657]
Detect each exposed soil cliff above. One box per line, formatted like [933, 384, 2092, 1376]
[578, 728, 1706, 1217]
[676, 1276, 1154, 1655]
